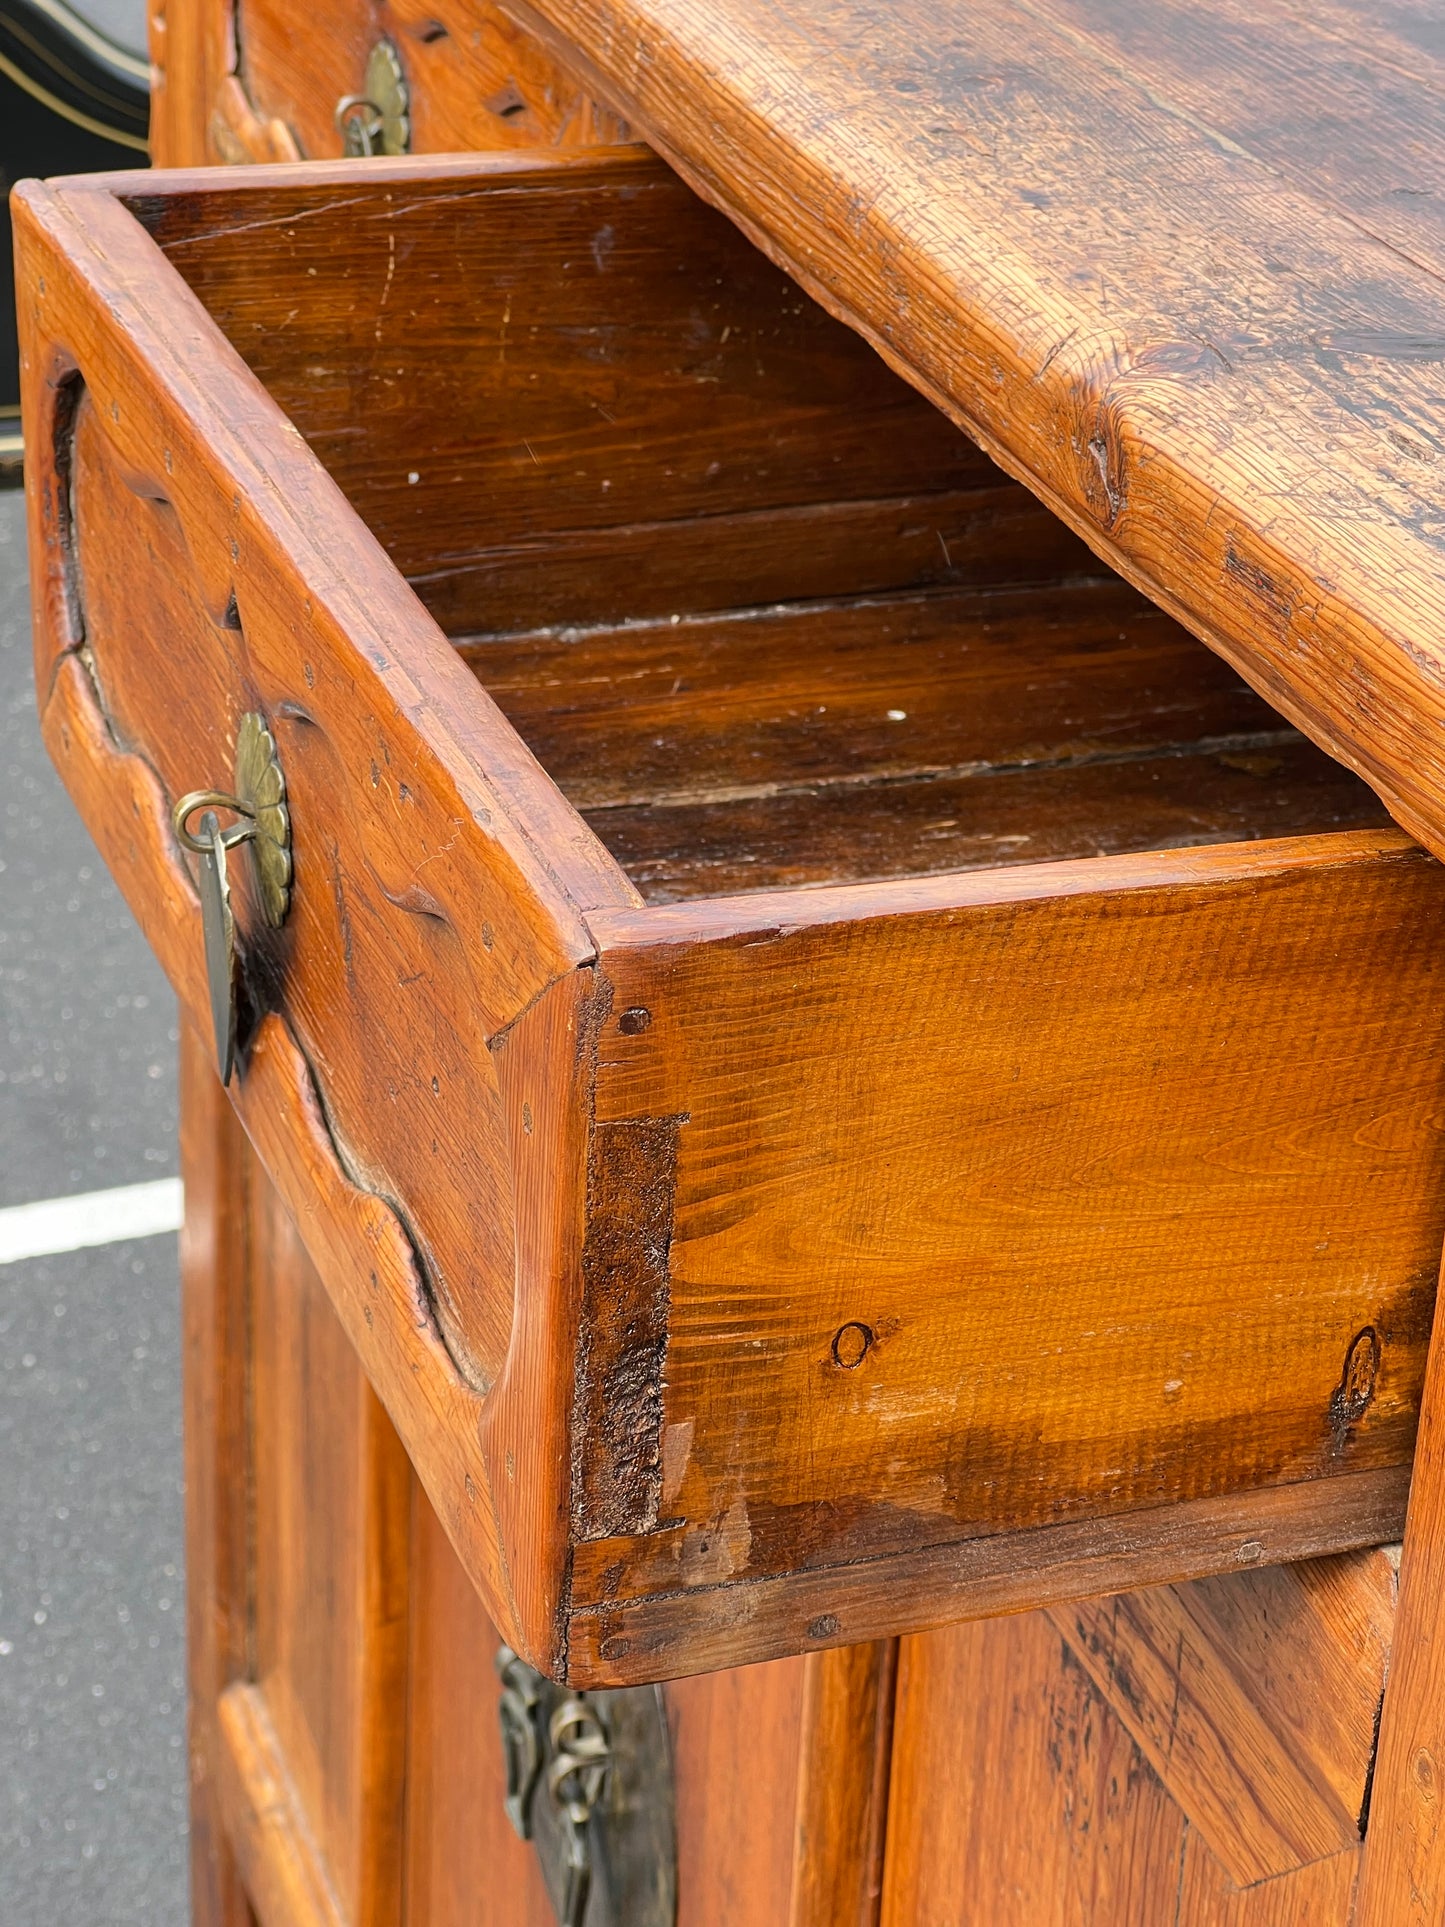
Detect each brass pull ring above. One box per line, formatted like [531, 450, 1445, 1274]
[172, 790, 257, 854]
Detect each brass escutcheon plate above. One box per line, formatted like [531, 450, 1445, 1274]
[335, 39, 410, 156]
[234, 710, 291, 928]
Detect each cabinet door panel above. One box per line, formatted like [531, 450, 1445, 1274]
[881, 1553, 1396, 1926]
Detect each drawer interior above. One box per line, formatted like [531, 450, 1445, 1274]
[134, 154, 1390, 901]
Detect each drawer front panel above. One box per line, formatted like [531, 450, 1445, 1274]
[17, 162, 641, 1670]
[232, 0, 629, 161]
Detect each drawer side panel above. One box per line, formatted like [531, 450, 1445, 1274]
[574, 837, 1445, 1667]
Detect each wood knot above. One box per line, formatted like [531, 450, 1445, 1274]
[1329, 1326, 1381, 1454]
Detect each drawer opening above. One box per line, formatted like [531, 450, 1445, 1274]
[130, 154, 1390, 905]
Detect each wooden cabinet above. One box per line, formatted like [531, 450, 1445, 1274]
[176, 1029, 1403, 1926]
[881, 1555, 1399, 1924]
[26, 0, 1445, 1919]
[18, 146, 1443, 1683]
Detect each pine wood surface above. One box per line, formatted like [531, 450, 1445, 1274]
[881, 1547, 1395, 1925]
[133, 153, 1011, 638]
[578, 837, 1445, 1631]
[465, 579, 1393, 899]
[235, 0, 627, 161]
[107, 6, 1445, 1921]
[23, 151, 1445, 1682]
[178, 1020, 255, 1927]
[511, 0, 1445, 870]
[1354, 1263, 1445, 1923]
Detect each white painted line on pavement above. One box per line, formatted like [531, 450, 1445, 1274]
[0, 1177, 183, 1266]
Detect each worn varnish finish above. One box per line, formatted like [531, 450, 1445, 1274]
[579, 841, 1444, 1631]
[178, 1021, 253, 1927]
[133, 155, 1032, 636]
[40, 3, 1445, 1922]
[20, 151, 1445, 1683]
[880, 1547, 1397, 1924]
[1355, 1279, 1445, 1923]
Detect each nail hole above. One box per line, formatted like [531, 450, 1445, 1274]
[619, 1006, 652, 1035]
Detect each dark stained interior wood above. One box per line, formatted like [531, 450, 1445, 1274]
[127, 154, 1057, 637]
[466, 581, 1388, 901]
[508, 0, 1445, 868]
[118, 154, 1393, 904]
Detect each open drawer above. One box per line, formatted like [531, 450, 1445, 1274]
[17, 149, 1445, 1685]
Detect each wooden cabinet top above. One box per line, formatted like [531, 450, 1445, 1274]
[517, 0, 1445, 857]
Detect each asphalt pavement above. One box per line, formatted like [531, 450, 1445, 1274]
[0, 485, 189, 1923]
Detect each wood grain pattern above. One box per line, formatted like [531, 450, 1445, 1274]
[250, 1185, 410, 1927]
[34, 618, 581, 1670]
[583, 736, 1389, 902]
[579, 835, 1445, 1632]
[18, 159, 635, 1403]
[512, 0, 1445, 866]
[880, 1611, 1189, 1926]
[179, 1019, 255, 1927]
[790, 1642, 897, 1927]
[462, 580, 1300, 812]
[216, 1684, 347, 1927]
[567, 1465, 1412, 1685]
[881, 1548, 1391, 1924]
[27, 151, 1445, 1683]
[467, 576, 1392, 899]
[1354, 1289, 1445, 1923]
[1176, 1836, 1358, 1927]
[147, 0, 232, 166]
[665, 1659, 807, 1926]
[130, 153, 1028, 637]
[148, 0, 627, 167]
[402, 1484, 557, 1927]
[1048, 1553, 1396, 1886]
[236, 0, 628, 162]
